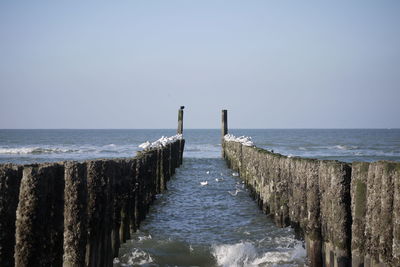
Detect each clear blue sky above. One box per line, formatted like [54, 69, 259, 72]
[1, 1, 399, 129]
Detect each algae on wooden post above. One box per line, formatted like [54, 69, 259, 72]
[0, 164, 23, 267]
[15, 163, 65, 267]
[63, 161, 88, 267]
[393, 162, 400, 266]
[351, 162, 369, 267]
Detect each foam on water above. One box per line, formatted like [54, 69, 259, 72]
[213, 242, 257, 267]
[212, 240, 306, 267]
[0, 147, 80, 154]
[117, 231, 215, 266]
[333, 145, 359, 150]
[115, 248, 154, 266]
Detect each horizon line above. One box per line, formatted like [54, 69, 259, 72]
[0, 128, 399, 130]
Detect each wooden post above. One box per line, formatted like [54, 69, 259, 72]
[221, 110, 228, 157]
[221, 109, 228, 140]
[177, 106, 184, 134]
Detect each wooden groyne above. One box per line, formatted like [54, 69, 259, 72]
[0, 139, 184, 267]
[222, 112, 400, 267]
[223, 139, 400, 267]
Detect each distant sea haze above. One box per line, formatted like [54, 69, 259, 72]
[0, 129, 399, 164]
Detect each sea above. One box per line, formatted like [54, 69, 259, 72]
[1, 129, 399, 266]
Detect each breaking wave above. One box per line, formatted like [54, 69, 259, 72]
[0, 144, 136, 156]
[212, 241, 306, 267]
[333, 145, 359, 151]
[0, 147, 79, 154]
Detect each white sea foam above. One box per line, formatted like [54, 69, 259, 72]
[0, 147, 79, 154]
[113, 257, 121, 265]
[334, 145, 359, 151]
[138, 234, 152, 242]
[213, 242, 257, 267]
[251, 250, 292, 265]
[212, 241, 306, 267]
[138, 134, 183, 151]
[118, 248, 154, 266]
[105, 143, 116, 147]
[224, 134, 254, 147]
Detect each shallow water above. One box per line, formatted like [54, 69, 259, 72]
[114, 157, 306, 267]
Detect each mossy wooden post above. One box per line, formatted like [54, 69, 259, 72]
[177, 106, 184, 135]
[221, 109, 228, 157]
[0, 164, 22, 267]
[63, 162, 88, 267]
[15, 163, 65, 267]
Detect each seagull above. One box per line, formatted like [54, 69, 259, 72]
[206, 171, 210, 174]
[228, 189, 242, 196]
[215, 178, 224, 182]
[232, 172, 239, 177]
[138, 141, 151, 150]
[200, 181, 208, 186]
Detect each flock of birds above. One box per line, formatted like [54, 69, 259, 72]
[138, 134, 183, 150]
[223, 134, 254, 147]
[200, 170, 245, 196]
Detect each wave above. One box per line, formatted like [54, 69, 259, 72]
[333, 145, 359, 151]
[0, 144, 138, 156]
[212, 241, 306, 267]
[0, 147, 80, 154]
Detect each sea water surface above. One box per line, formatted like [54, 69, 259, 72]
[1, 129, 399, 164]
[1, 129, 399, 266]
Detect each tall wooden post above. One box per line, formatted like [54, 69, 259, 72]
[177, 106, 184, 134]
[221, 110, 228, 157]
[221, 109, 228, 140]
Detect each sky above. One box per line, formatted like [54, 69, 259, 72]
[0, 1, 399, 129]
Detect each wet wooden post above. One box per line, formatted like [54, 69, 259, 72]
[222, 109, 228, 140]
[222, 109, 228, 157]
[177, 106, 184, 135]
[177, 106, 185, 165]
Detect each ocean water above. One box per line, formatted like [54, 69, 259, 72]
[232, 129, 400, 163]
[1, 129, 399, 266]
[1, 129, 399, 164]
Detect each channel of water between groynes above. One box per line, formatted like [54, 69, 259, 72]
[114, 156, 306, 267]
